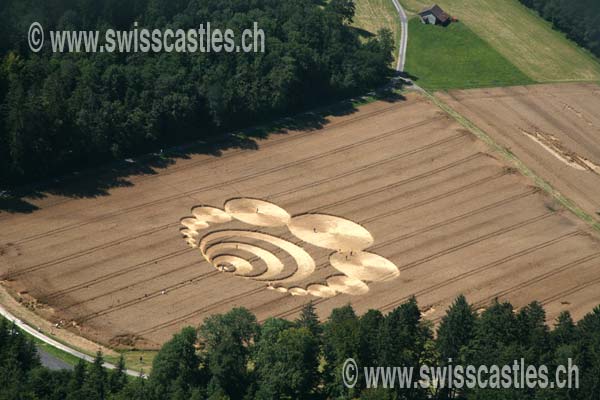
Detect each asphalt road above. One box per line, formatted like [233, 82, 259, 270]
[391, 0, 408, 72]
[0, 304, 144, 377]
[37, 346, 73, 370]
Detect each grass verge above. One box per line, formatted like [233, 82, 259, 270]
[1, 311, 156, 373]
[0, 316, 80, 367]
[106, 350, 157, 374]
[34, 339, 81, 367]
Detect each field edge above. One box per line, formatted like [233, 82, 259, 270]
[425, 88, 600, 233]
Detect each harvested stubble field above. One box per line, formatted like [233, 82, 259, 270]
[1, 91, 600, 350]
[437, 83, 600, 224]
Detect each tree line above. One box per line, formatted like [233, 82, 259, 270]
[1, 296, 600, 399]
[0, 0, 394, 187]
[518, 0, 600, 58]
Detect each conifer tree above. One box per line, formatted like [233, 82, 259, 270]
[296, 301, 322, 339]
[437, 295, 477, 363]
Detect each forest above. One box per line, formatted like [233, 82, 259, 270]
[518, 0, 600, 58]
[1, 296, 599, 399]
[0, 0, 394, 187]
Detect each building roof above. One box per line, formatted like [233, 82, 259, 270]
[419, 4, 450, 23]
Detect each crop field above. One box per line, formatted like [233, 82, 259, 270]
[353, 0, 402, 63]
[1, 92, 600, 350]
[437, 83, 600, 225]
[400, 0, 600, 83]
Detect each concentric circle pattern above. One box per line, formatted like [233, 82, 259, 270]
[180, 198, 399, 298]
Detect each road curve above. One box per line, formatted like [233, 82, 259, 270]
[391, 0, 408, 72]
[0, 303, 145, 377]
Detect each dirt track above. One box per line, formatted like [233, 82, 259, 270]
[1, 91, 600, 349]
[437, 83, 600, 222]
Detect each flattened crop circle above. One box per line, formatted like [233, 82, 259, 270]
[224, 198, 291, 227]
[180, 198, 399, 298]
[288, 214, 374, 251]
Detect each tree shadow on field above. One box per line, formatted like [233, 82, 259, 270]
[0, 196, 40, 214]
[394, 70, 420, 84]
[0, 86, 407, 215]
[351, 26, 375, 40]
